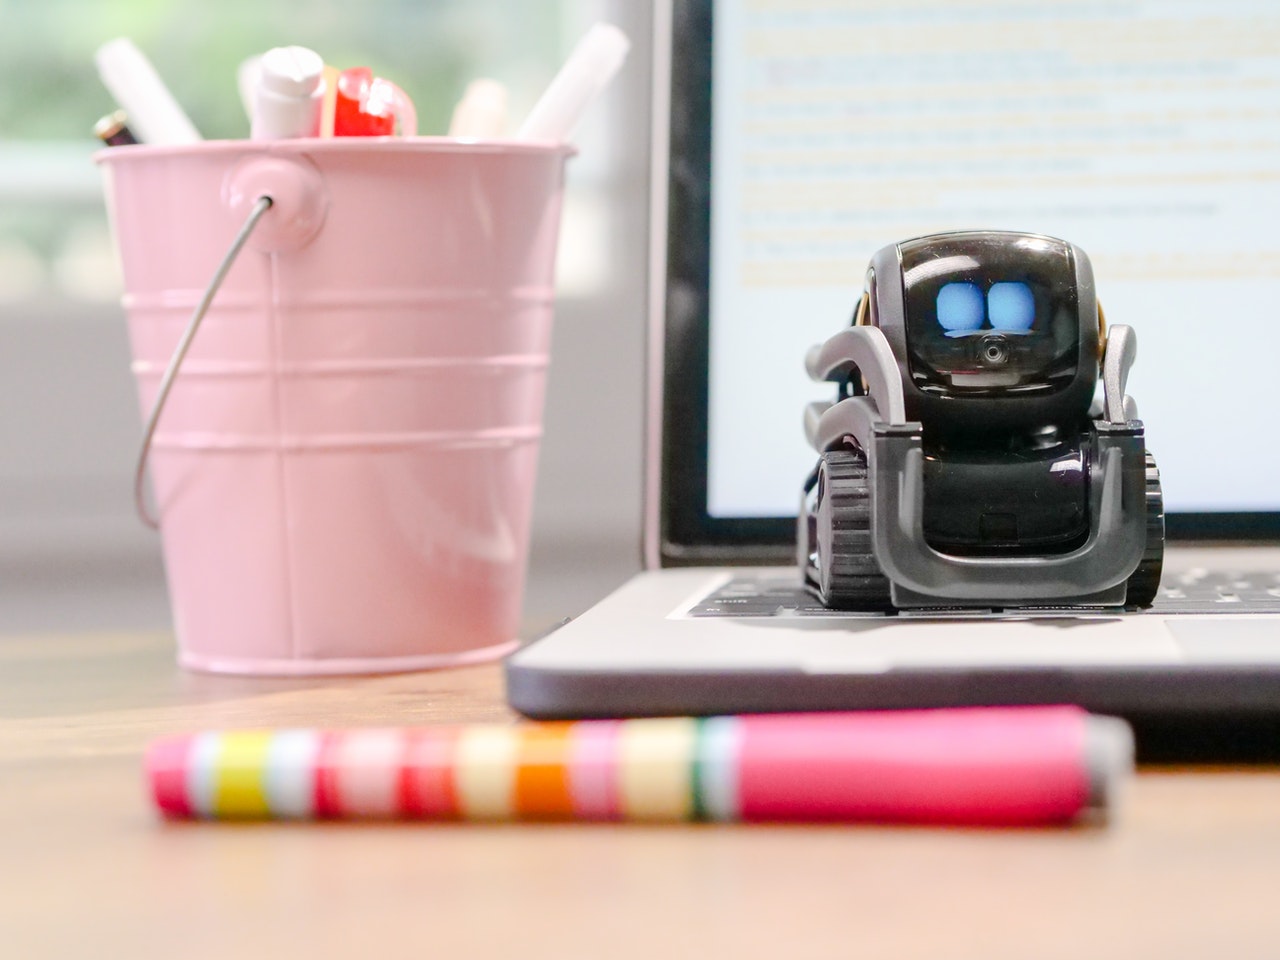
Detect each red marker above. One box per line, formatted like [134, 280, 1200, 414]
[333, 67, 416, 137]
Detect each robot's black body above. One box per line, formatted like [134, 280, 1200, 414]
[800, 231, 1163, 611]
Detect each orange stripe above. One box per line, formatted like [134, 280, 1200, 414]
[514, 723, 575, 818]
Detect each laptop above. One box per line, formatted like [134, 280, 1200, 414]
[507, 0, 1280, 727]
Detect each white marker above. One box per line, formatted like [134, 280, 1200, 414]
[94, 38, 202, 145]
[251, 46, 325, 140]
[516, 23, 630, 143]
[449, 79, 509, 139]
[236, 54, 263, 124]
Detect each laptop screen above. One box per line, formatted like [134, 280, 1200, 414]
[659, 0, 1280, 562]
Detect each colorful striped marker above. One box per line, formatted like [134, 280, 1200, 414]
[146, 706, 1132, 826]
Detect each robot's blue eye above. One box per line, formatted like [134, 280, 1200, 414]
[936, 282, 984, 334]
[987, 282, 1035, 332]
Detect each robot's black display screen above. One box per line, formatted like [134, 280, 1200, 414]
[898, 233, 1080, 395]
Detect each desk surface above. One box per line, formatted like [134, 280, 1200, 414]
[4, 630, 1279, 959]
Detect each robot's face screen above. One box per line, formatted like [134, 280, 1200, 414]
[898, 233, 1080, 394]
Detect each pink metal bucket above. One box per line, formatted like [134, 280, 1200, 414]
[97, 139, 571, 675]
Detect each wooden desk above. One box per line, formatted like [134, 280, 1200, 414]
[3, 631, 1278, 959]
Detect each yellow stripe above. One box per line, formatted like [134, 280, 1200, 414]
[212, 731, 273, 818]
[455, 726, 520, 820]
[617, 718, 698, 821]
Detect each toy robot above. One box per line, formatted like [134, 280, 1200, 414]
[799, 230, 1163, 611]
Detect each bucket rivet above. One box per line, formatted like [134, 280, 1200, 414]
[222, 155, 328, 252]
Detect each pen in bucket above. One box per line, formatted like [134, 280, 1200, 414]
[236, 54, 262, 123]
[250, 46, 325, 140]
[449, 79, 509, 138]
[146, 706, 1133, 826]
[332, 66, 417, 137]
[517, 22, 631, 142]
[94, 110, 138, 147]
[94, 38, 202, 145]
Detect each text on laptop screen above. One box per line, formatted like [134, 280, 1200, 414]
[705, 0, 1280, 518]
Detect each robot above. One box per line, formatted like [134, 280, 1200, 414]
[799, 230, 1163, 611]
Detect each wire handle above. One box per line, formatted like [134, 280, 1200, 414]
[134, 195, 274, 529]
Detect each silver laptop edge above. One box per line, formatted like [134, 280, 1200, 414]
[643, 0, 674, 572]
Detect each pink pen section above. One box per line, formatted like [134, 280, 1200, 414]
[734, 707, 1118, 826]
[144, 706, 1132, 826]
[149, 733, 196, 819]
[565, 719, 622, 820]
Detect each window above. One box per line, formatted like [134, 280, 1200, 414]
[0, 0, 645, 558]
[0, 0, 607, 306]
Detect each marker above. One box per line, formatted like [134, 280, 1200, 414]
[235, 54, 262, 124]
[332, 67, 417, 137]
[251, 46, 325, 140]
[448, 79, 509, 138]
[94, 38, 202, 145]
[516, 22, 630, 143]
[94, 110, 138, 147]
[320, 64, 340, 137]
[146, 706, 1132, 826]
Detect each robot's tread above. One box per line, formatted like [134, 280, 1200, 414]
[1124, 452, 1165, 608]
[816, 448, 893, 610]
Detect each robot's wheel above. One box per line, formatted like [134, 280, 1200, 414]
[1124, 451, 1165, 608]
[804, 447, 893, 611]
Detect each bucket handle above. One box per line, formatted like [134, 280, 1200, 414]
[134, 195, 274, 529]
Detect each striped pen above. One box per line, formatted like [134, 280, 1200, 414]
[146, 706, 1132, 826]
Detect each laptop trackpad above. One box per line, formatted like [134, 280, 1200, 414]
[1170, 621, 1280, 663]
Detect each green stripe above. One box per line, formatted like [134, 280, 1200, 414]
[691, 718, 710, 822]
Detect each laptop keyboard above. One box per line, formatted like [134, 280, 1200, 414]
[687, 568, 1280, 618]
[1152, 567, 1280, 614]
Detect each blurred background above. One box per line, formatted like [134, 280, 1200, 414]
[0, 0, 651, 633]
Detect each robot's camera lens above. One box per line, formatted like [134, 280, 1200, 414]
[979, 335, 1010, 366]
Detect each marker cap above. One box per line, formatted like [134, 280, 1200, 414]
[259, 46, 325, 97]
